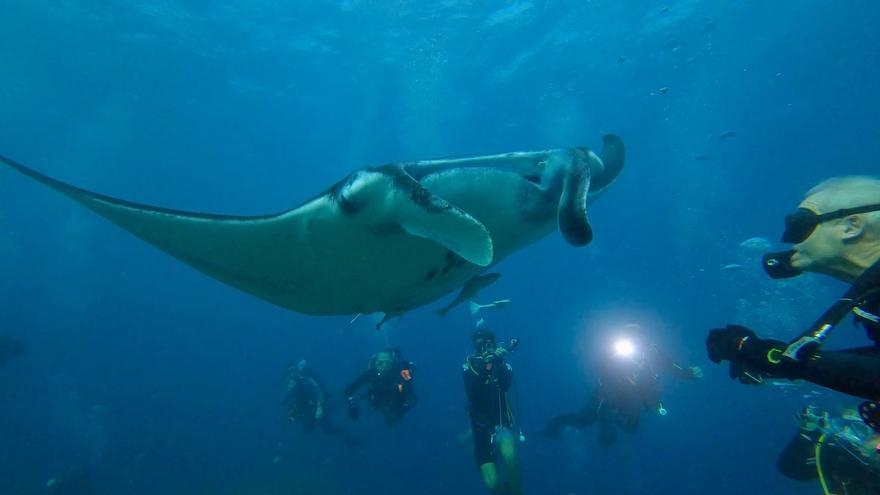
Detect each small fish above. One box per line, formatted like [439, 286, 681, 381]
[469, 299, 512, 315]
[739, 236, 771, 252]
[718, 131, 738, 140]
[694, 153, 713, 161]
[721, 263, 744, 271]
[436, 273, 501, 318]
[658, 87, 669, 94]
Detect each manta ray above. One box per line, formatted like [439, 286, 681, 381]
[0, 134, 624, 326]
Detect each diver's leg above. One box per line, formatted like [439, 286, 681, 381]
[480, 463, 501, 493]
[543, 396, 599, 437]
[597, 407, 617, 447]
[473, 423, 502, 492]
[617, 407, 640, 434]
[319, 417, 359, 447]
[496, 431, 522, 495]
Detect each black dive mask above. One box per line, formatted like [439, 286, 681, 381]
[479, 340, 496, 355]
[782, 204, 880, 244]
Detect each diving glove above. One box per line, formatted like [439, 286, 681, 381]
[706, 325, 801, 380]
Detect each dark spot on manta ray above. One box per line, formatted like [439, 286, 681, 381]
[378, 164, 452, 214]
[425, 268, 437, 281]
[330, 173, 366, 215]
[441, 263, 454, 275]
[445, 250, 457, 261]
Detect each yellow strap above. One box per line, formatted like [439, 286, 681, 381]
[815, 433, 831, 495]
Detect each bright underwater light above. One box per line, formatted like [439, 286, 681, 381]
[613, 338, 636, 358]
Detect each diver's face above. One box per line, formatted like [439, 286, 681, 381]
[374, 352, 393, 374]
[476, 339, 495, 355]
[790, 196, 846, 273]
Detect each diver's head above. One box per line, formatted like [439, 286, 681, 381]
[373, 350, 395, 375]
[472, 329, 497, 355]
[781, 176, 880, 281]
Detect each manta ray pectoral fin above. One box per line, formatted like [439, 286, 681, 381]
[349, 165, 494, 267]
[557, 149, 594, 247]
[0, 153, 330, 310]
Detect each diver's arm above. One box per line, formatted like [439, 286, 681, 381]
[708, 326, 880, 399]
[649, 346, 697, 380]
[343, 371, 371, 399]
[499, 362, 513, 392]
[776, 431, 820, 481]
[306, 369, 330, 403]
[462, 361, 480, 408]
[797, 349, 880, 401]
[306, 377, 326, 406]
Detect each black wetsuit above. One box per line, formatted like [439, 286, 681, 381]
[777, 425, 880, 494]
[463, 354, 515, 466]
[286, 367, 356, 445]
[544, 346, 691, 446]
[286, 369, 327, 431]
[344, 361, 416, 424]
[771, 277, 880, 401]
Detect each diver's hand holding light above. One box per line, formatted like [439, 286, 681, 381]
[612, 338, 636, 358]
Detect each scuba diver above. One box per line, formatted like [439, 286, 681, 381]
[462, 329, 523, 495]
[344, 348, 416, 425]
[777, 405, 880, 494]
[45, 466, 97, 495]
[706, 176, 880, 429]
[0, 335, 26, 365]
[543, 324, 702, 446]
[284, 360, 357, 447]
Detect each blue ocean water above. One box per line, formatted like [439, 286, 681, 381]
[1, 1, 878, 494]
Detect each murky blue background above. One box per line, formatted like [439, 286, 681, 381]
[1, 1, 879, 493]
